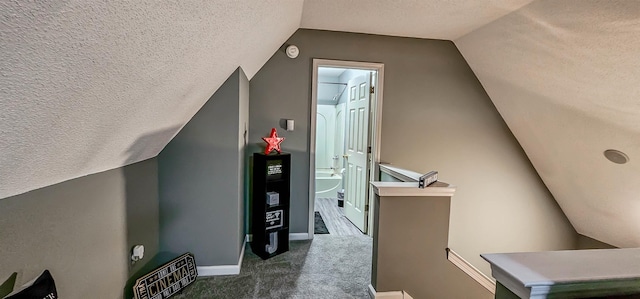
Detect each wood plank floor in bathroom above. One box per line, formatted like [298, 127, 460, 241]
[314, 197, 364, 236]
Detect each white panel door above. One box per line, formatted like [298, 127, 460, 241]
[344, 74, 370, 232]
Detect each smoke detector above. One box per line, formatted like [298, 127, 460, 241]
[286, 45, 299, 59]
[604, 149, 629, 164]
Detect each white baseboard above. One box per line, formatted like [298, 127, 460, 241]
[446, 248, 495, 294]
[289, 233, 311, 240]
[368, 284, 376, 298]
[368, 284, 410, 299]
[197, 235, 248, 277]
[247, 233, 311, 242]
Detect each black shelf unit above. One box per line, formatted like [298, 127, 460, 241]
[251, 152, 291, 259]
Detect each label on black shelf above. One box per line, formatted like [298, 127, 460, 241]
[265, 209, 284, 230]
[266, 160, 283, 179]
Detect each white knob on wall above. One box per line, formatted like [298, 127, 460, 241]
[131, 245, 144, 262]
[286, 119, 294, 131]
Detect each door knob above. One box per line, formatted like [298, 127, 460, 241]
[343, 154, 350, 159]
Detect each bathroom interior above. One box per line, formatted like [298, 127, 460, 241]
[314, 66, 371, 236]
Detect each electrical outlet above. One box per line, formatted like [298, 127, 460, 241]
[131, 245, 144, 263]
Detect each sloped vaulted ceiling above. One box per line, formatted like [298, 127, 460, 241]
[301, 0, 535, 40]
[455, 0, 640, 247]
[2, 0, 638, 249]
[1, 0, 534, 199]
[0, 0, 303, 198]
[300, 0, 640, 247]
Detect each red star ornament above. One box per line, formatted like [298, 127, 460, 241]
[262, 128, 285, 154]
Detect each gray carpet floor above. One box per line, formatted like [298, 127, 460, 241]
[173, 235, 372, 298]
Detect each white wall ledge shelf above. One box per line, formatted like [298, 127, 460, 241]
[482, 248, 640, 298]
[371, 181, 456, 197]
[379, 164, 422, 182]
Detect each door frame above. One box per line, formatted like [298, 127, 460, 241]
[308, 59, 384, 238]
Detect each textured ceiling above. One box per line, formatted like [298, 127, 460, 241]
[456, 0, 640, 247]
[1, 0, 637, 249]
[301, 0, 535, 40]
[0, 0, 303, 198]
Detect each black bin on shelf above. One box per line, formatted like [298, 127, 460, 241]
[251, 152, 291, 259]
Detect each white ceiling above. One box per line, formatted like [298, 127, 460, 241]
[0, 0, 303, 198]
[456, 0, 640, 248]
[1, 0, 638, 249]
[301, 0, 535, 40]
[302, 0, 640, 249]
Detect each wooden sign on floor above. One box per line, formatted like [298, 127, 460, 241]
[133, 253, 198, 299]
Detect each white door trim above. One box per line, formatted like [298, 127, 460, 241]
[309, 59, 385, 238]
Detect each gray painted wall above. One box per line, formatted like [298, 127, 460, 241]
[238, 68, 249, 251]
[249, 29, 577, 274]
[159, 67, 248, 266]
[577, 234, 616, 249]
[373, 194, 492, 298]
[0, 158, 159, 298]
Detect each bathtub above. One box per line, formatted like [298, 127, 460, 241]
[315, 170, 342, 199]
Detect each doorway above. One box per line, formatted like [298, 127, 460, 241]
[309, 59, 384, 238]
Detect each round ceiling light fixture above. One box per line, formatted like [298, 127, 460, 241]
[604, 149, 629, 164]
[286, 45, 299, 59]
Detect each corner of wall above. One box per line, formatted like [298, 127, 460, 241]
[158, 68, 246, 267]
[576, 234, 617, 250]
